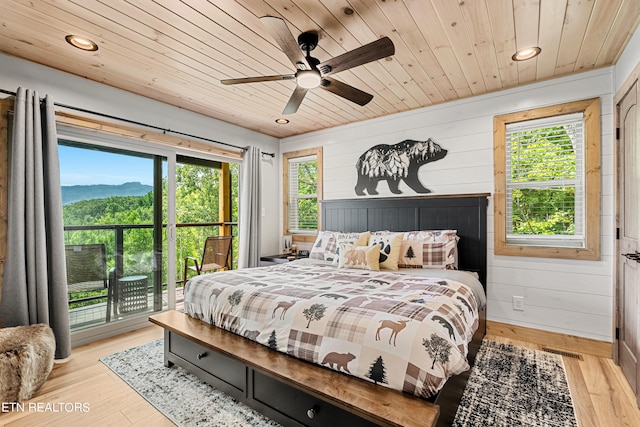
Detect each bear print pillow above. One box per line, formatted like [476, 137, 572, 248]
[331, 231, 371, 265]
[337, 244, 380, 271]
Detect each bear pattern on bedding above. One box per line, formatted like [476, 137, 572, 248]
[184, 262, 480, 399]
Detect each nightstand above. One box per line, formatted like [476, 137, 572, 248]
[260, 254, 306, 266]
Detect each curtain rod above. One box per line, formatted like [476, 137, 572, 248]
[0, 88, 276, 158]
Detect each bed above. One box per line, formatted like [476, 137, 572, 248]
[150, 194, 488, 427]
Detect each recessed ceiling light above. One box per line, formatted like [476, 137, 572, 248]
[512, 47, 541, 61]
[275, 118, 289, 124]
[65, 35, 98, 51]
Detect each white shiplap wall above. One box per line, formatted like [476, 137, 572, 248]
[615, 24, 640, 93]
[281, 68, 615, 342]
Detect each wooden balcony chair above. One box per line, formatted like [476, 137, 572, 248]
[65, 244, 115, 321]
[183, 236, 233, 286]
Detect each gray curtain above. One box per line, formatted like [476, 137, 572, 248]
[0, 88, 71, 359]
[238, 146, 261, 268]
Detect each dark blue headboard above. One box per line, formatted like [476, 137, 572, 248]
[321, 194, 489, 287]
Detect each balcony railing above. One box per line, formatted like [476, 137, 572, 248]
[64, 221, 238, 308]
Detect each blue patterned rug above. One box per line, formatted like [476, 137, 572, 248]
[101, 339, 577, 427]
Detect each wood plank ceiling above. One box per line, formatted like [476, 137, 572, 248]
[1, 0, 639, 139]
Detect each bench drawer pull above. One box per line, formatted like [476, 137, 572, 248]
[307, 406, 319, 419]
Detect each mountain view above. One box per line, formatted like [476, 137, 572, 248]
[61, 182, 152, 205]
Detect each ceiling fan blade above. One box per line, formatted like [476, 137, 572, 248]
[320, 77, 373, 106]
[260, 16, 310, 70]
[221, 75, 295, 85]
[282, 86, 308, 115]
[318, 37, 395, 76]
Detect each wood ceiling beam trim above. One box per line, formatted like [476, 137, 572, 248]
[55, 111, 244, 160]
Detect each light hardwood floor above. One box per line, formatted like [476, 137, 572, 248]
[1, 326, 639, 426]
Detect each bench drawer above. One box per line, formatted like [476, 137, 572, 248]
[169, 332, 246, 392]
[252, 371, 376, 427]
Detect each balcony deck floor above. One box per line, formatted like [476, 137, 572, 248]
[70, 286, 185, 331]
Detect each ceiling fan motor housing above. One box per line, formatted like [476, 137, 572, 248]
[297, 31, 318, 52]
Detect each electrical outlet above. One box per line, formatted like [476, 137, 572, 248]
[512, 296, 525, 311]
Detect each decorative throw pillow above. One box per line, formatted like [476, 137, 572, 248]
[398, 238, 457, 269]
[398, 230, 459, 269]
[368, 232, 404, 271]
[332, 231, 371, 265]
[398, 237, 424, 269]
[309, 231, 337, 261]
[337, 244, 380, 271]
[416, 229, 458, 243]
[422, 229, 459, 268]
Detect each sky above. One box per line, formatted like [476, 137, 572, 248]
[58, 145, 155, 186]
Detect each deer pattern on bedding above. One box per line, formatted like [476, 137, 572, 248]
[184, 262, 480, 399]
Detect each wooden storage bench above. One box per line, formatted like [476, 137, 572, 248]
[149, 310, 440, 427]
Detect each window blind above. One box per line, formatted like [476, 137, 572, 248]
[505, 112, 585, 248]
[288, 155, 318, 232]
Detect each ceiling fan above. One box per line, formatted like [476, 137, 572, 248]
[221, 16, 395, 115]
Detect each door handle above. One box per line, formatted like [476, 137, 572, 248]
[623, 253, 640, 262]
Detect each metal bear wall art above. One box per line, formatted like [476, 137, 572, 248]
[354, 138, 447, 196]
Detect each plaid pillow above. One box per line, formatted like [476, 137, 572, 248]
[398, 230, 458, 269]
[309, 231, 337, 261]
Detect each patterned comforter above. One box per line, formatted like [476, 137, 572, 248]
[183, 259, 484, 398]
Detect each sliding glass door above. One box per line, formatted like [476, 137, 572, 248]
[173, 157, 239, 307]
[56, 124, 238, 342]
[59, 141, 168, 331]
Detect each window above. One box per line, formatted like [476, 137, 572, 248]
[284, 148, 322, 234]
[494, 98, 600, 259]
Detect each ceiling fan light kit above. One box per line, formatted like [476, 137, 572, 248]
[220, 16, 395, 115]
[296, 70, 321, 89]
